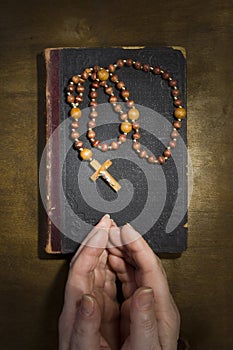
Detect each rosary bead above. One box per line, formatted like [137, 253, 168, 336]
[148, 155, 156, 163]
[128, 108, 139, 120]
[90, 110, 98, 118]
[92, 139, 100, 147]
[133, 142, 141, 150]
[114, 104, 122, 112]
[153, 66, 161, 74]
[169, 140, 176, 148]
[171, 130, 179, 138]
[71, 131, 80, 139]
[139, 150, 147, 158]
[93, 65, 100, 72]
[67, 95, 75, 103]
[121, 90, 130, 98]
[99, 80, 107, 87]
[101, 143, 109, 152]
[134, 61, 142, 69]
[89, 91, 98, 99]
[111, 141, 119, 150]
[70, 107, 82, 119]
[126, 58, 133, 66]
[91, 72, 97, 81]
[172, 89, 180, 97]
[108, 64, 116, 72]
[105, 86, 113, 95]
[158, 156, 165, 164]
[174, 99, 182, 107]
[80, 148, 93, 160]
[71, 121, 79, 129]
[92, 81, 99, 89]
[119, 134, 127, 142]
[174, 107, 186, 119]
[109, 96, 118, 103]
[75, 96, 83, 103]
[117, 81, 125, 89]
[90, 101, 98, 107]
[67, 84, 75, 92]
[97, 69, 109, 81]
[88, 130, 96, 139]
[127, 100, 134, 107]
[164, 149, 171, 158]
[72, 75, 80, 83]
[133, 122, 140, 129]
[169, 79, 178, 87]
[121, 122, 132, 133]
[81, 71, 89, 80]
[120, 113, 128, 121]
[111, 74, 118, 82]
[89, 121, 96, 128]
[133, 132, 141, 140]
[162, 71, 170, 80]
[116, 59, 124, 67]
[173, 121, 181, 129]
[74, 141, 83, 149]
[77, 85, 85, 93]
[143, 63, 150, 72]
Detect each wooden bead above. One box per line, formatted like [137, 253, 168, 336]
[174, 99, 182, 107]
[174, 107, 186, 119]
[169, 140, 176, 148]
[97, 69, 109, 81]
[120, 122, 132, 133]
[164, 149, 171, 158]
[71, 131, 80, 139]
[87, 130, 96, 139]
[148, 155, 156, 163]
[109, 96, 118, 103]
[101, 143, 109, 151]
[173, 121, 182, 129]
[117, 81, 125, 89]
[74, 141, 83, 149]
[133, 122, 140, 129]
[133, 132, 140, 140]
[105, 86, 113, 95]
[80, 148, 93, 160]
[70, 107, 82, 119]
[108, 64, 115, 72]
[153, 66, 161, 74]
[111, 141, 119, 150]
[92, 140, 100, 147]
[72, 75, 80, 83]
[126, 58, 133, 66]
[71, 121, 79, 129]
[67, 95, 75, 103]
[88, 121, 96, 128]
[134, 61, 142, 69]
[77, 85, 85, 93]
[140, 150, 147, 158]
[128, 108, 139, 120]
[116, 59, 124, 67]
[143, 63, 150, 72]
[133, 142, 141, 150]
[75, 96, 83, 103]
[158, 156, 165, 164]
[162, 71, 170, 80]
[111, 74, 118, 82]
[172, 89, 180, 97]
[119, 134, 127, 142]
[121, 90, 130, 98]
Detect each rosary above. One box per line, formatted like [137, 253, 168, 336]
[66, 58, 186, 192]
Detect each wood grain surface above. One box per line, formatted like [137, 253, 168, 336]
[0, 0, 232, 349]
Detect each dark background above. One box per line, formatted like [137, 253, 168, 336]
[0, 0, 232, 349]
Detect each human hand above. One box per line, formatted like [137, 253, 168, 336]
[59, 214, 120, 350]
[108, 223, 180, 350]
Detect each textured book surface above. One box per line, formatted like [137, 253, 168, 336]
[42, 47, 188, 255]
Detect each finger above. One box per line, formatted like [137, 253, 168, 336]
[70, 294, 102, 350]
[108, 254, 137, 298]
[129, 287, 161, 350]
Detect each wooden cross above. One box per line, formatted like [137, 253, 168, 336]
[89, 159, 121, 192]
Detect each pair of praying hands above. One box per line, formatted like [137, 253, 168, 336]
[59, 215, 180, 350]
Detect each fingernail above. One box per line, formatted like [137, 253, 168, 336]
[80, 295, 94, 316]
[103, 214, 110, 219]
[137, 288, 154, 309]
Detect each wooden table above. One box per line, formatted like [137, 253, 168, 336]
[1, 1, 232, 349]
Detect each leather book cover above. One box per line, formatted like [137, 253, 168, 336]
[40, 47, 188, 256]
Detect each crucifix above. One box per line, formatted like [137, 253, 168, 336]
[89, 159, 121, 192]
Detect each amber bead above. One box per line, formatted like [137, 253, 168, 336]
[174, 107, 186, 119]
[133, 132, 141, 140]
[108, 64, 115, 72]
[117, 81, 125, 89]
[74, 141, 83, 149]
[162, 71, 170, 80]
[70, 107, 82, 119]
[116, 59, 124, 67]
[97, 69, 109, 81]
[67, 95, 75, 103]
[111, 74, 118, 82]
[173, 121, 182, 129]
[80, 148, 93, 160]
[134, 61, 142, 69]
[109, 96, 118, 103]
[143, 63, 150, 72]
[121, 90, 130, 98]
[72, 75, 80, 83]
[164, 149, 171, 158]
[87, 130, 96, 139]
[92, 140, 100, 147]
[121, 122, 132, 133]
[153, 66, 161, 75]
[158, 156, 165, 164]
[126, 58, 133, 66]
[128, 108, 139, 120]
[77, 85, 85, 93]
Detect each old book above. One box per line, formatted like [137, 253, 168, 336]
[40, 47, 188, 256]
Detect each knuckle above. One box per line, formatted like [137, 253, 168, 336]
[141, 318, 155, 333]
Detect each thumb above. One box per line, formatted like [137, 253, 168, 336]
[70, 294, 101, 350]
[129, 287, 161, 350]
